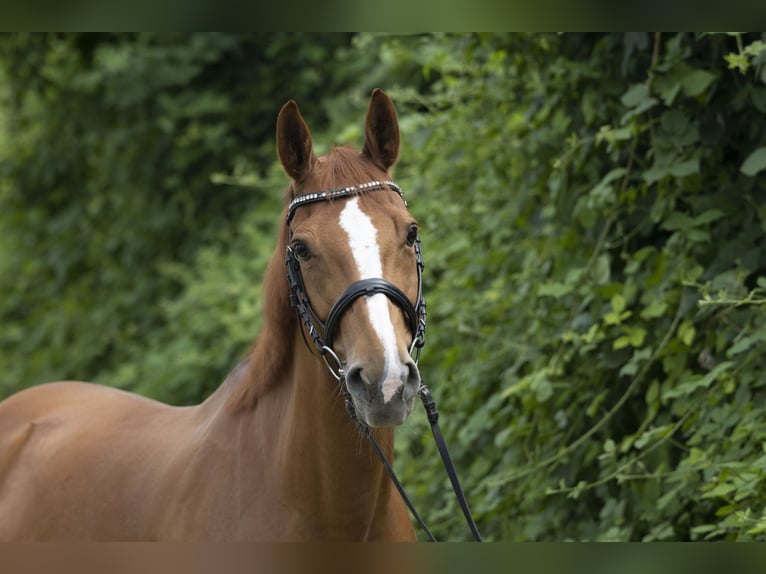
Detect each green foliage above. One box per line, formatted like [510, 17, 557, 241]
[2, 33, 766, 541]
[388, 32, 766, 541]
[0, 33, 357, 395]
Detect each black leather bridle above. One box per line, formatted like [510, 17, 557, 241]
[285, 180, 425, 366]
[284, 180, 482, 542]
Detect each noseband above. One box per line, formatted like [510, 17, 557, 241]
[284, 180, 426, 374]
[284, 180, 481, 543]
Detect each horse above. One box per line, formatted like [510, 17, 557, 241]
[0, 89, 425, 541]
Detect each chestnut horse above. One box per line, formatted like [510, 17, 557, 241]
[0, 89, 423, 541]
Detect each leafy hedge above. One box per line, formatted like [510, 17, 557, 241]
[0, 33, 358, 402]
[391, 32, 766, 541]
[2, 33, 766, 541]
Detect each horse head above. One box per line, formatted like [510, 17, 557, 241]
[277, 89, 423, 428]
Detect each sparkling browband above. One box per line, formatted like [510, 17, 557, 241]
[286, 180, 405, 225]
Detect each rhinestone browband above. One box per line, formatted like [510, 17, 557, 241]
[286, 180, 405, 225]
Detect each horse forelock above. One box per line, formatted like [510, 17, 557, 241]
[285, 146, 390, 199]
[319, 146, 391, 189]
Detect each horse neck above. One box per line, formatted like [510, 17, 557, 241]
[196, 328, 399, 540]
[274, 336, 398, 539]
[195, 221, 405, 539]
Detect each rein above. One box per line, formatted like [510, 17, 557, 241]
[285, 180, 482, 542]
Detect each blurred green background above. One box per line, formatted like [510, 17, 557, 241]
[2, 33, 766, 541]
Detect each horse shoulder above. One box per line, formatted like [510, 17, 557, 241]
[0, 381, 193, 540]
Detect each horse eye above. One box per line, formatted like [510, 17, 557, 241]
[406, 224, 418, 247]
[292, 241, 311, 262]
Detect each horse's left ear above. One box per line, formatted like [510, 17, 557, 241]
[362, 88, 400, 172]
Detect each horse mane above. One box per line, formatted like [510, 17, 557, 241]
[225, 146, 391, 412]
[225, 206, 294, 412]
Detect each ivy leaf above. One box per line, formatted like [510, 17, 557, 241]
[740, 147, 766, 176]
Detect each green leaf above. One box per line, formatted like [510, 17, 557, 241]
[611, 293, 626, 313]
[725, 52, 750, 73]
[662, 211, 693, 231]
[537, 282, 573, 298]
[613, 327, 646, 350]
[655, 78, 681, 106]
[728, 330, 766, 356]
[591, 254, 611, 285]
[635, 424, 672, 449]
[586, 389, 608, 416]
[663, 361, 735, 400]
[681, 70, 717, 97]
[643, 163, 669, 184]
[702, 481, 738, 499]
[740, 147, 766, 176]
[693, 209, 726, 226]
[613, 336, 632, 350]
[621, 97, 658, 124]
[534, 377, 553, 402]
[678, 319, 696, 346]
[645, 379, 659, 406]
[597, 167, 627, 187]
[641, 298, 668, 319]
[494, 427, 513, 448]
[669, 157, 700, 178]
[628, 326, 647, 347]
[620, 83, 658, 124]
[690, 524, 720, 536]
[687, 228, 711, 243]
[660, 109, 691, 134]
[621, 83, 651, 108]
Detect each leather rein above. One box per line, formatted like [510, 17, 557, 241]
[284, 180, 483, 542]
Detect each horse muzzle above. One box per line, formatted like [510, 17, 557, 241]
[345, 356, 421, 428]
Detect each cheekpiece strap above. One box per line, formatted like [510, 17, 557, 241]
[286, 180, 405, 225]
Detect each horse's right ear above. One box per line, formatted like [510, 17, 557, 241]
[276, 100, 316, 183]
[362, 88, 400, 172]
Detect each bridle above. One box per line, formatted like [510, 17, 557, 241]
[285, 181, 426, 374]
[284, 180, 482, 542]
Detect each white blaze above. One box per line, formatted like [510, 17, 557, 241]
[339, 197, 403, 402]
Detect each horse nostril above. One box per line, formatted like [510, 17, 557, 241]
[345, 366, 369, 400]
[403, 360, 421, 396]
[346, 360, 420, 403]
